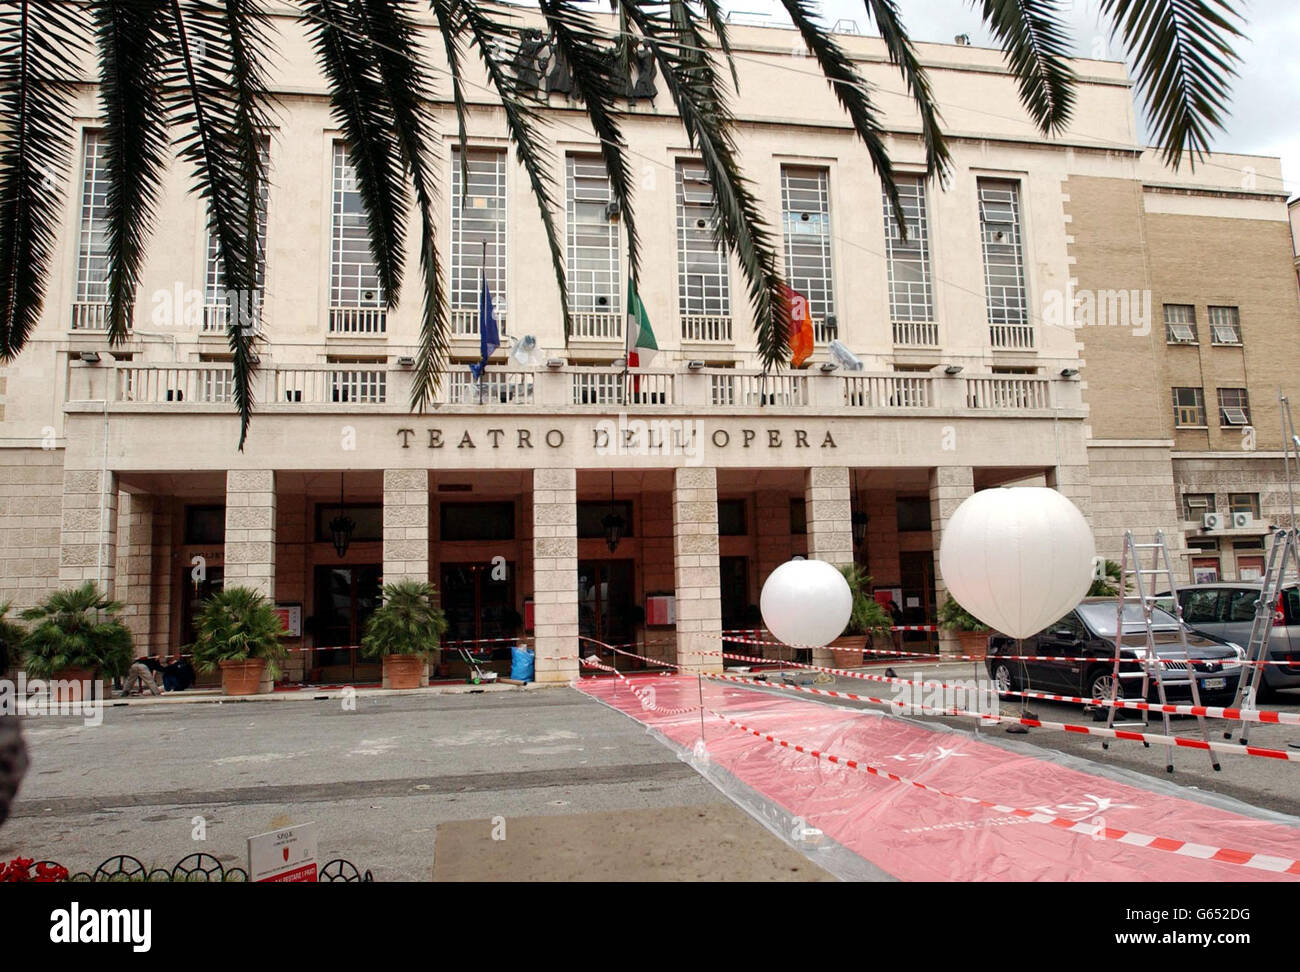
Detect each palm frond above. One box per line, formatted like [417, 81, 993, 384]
[1099, 0, 1244, 169]
[780, 0, 905, 230]
[301, 0, 410, 305]
[354, 0, 449, 412]
[978, 0, 1077, 135]
[455, 0, 573, 336]
[620, 0, 788, 371]
[427, 0, 472, 192]
[93, 0, 174, 346]
[537, 0, 641, 283]
[164, 0, 275, 450]
[0, 0, 88, 360]
[861, 0, 951, 180]
[695, 0, 741, 89]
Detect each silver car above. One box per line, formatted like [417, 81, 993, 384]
[1156, 583, 1300, 698]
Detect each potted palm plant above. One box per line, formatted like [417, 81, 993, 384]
[188, 587, 287, 696]
[0, 601, 25, 680]
[360, 580, 448, 690]
[829, 566, 894, 668]
[19, 583, 133, 700]
[937, 596, 992, 657]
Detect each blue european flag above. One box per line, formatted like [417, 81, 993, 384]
[469, 274, 499, 380]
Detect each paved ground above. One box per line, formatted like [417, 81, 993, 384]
[4, 668, 1296, 881]
[1, 686, 805, 881]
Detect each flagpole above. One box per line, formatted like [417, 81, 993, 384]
[479, 240, 487, 406]
[622, 277, 631, 408]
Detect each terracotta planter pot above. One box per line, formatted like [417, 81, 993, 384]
[829, 635, 866, 669]
[383, 654, 425, 690]
[219, 658, 267, 696]
[957, 630, 990, 659]
[50, 667, 96, 702]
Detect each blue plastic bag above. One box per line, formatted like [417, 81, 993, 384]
[510, 645, 535, 682]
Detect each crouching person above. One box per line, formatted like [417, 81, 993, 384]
[119, 656, 164, 697]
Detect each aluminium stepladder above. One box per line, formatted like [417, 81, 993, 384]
[1102, 530, 1220, 773]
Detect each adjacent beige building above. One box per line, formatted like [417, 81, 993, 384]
[0, 10, 1293, 680]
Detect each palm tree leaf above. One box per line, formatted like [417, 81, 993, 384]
[537, 0, 641, 283]
[977, 0, 1077, 134]
[163, 0, 275, 450]
[301, 0, 410, 306]
[427, 0, 472, 192]
[93, 0, 174, 346]
[1098, 0, 1244, 168]
[694, 0, 741, 89]
[0, 0, 88, 360]
[454, 1, 573, 337]
[353, 0, 450, 412]
[780, 0, 907, 232]
[861, 0, 951, 180]
[620, 0, 788, 371]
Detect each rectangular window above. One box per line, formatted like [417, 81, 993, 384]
[1217, 387, 1251, 426]
[439, 502, 515, 541]
[1183, 493, 1214, 520]
[781, 165, 835, 340]
[450, 147, 507, 333]
[565, 155, 620, 318]
[896, 496, 931, 532]
[577, 501, 634, 539]
[205, 137, 270, 332]
[1228, 493, 1260, 517]
[883, 175, 933, 326]
[314, 503, 383, 543]
[718, 498, 747, 536]
[676, 160, 730, 334]
[73, 131, 111, 330]
[1171, 386, 1206, 427]
[789, 497, 807, 535]
[1208, 305, 1241, 345]
[1164, 304, 1198, 344]
[330, 143, 386, 333]
[184, 505, 226, 545]
[978, 179, 1028, 347]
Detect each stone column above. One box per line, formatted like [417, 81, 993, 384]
[673, 466, 723, 674]
[59, 468, 119, 595]
[532, 468, 579, 684]
[119, 493, 157, 655]
[805, 466, 853, 567]
[224, 470, 276, 598]
[383, 470, 429, 586]
[929, 465, 974, 655]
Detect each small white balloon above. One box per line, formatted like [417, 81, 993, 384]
[760, 559, 853, 647]
[938, 487, 1095, 639]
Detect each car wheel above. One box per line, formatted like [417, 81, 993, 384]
[993, 661, 1017, 699]
[1088, 669, 1121, 706]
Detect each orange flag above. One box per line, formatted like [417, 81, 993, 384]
[779, 284, 815, 368]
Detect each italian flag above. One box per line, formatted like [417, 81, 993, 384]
[626, 280, 658, 369]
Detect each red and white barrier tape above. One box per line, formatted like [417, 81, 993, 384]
[715, 631, 1295, 668]
[577, 653, 700, 716]
[704, 670, 1300, 762]
[710, 708, 1300, 876]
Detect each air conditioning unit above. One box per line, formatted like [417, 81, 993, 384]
[1203, 512, 1222, 530]
[1232, 512, 1256, 529]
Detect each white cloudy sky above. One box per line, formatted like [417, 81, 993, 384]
[719, 0, 1300, 198]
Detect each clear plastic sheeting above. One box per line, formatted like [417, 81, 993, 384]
[576, 673, 1300, 882]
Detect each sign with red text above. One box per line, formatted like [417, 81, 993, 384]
[248, 822, 318, 882]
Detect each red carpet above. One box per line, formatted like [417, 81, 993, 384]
[577, 673, 1300, 881]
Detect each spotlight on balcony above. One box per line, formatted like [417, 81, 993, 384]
[396, 355, 416, 367]
[943, 365, 963, 376]
[819, 362, 838, 373]
[546, 358, 565, 369]
[687, 360, 705, 370]
[78, 350, 101, 364]
[1060, 368, 1080, 378]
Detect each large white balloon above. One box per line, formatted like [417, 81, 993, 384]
[760, 559, 853, 647]
[938, 487, 1095, 639]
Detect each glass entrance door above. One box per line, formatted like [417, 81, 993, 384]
[577, 560, 635, 650]
[439, 563, 517, 647]
[310, 564, 383, 683]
